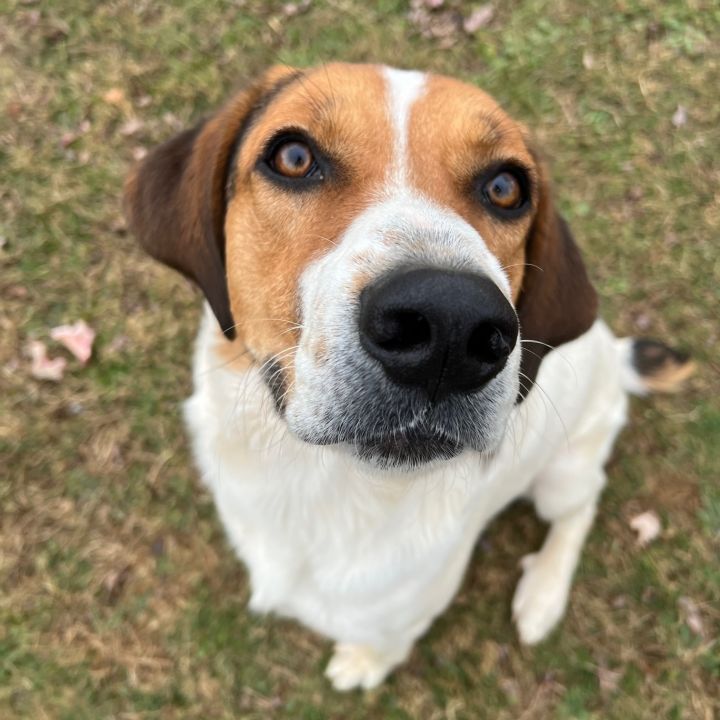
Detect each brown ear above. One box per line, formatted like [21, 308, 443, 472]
[516, 162, 598, 399]
[123, 67, 300, 339]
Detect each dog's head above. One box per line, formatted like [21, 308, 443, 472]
[125, 63, 596, 469]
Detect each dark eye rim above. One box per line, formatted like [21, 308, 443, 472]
[258, 129, 328, 190]
[475, 162, 533, 220]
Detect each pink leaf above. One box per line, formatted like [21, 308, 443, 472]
[464, 4, 494, 34]
[629, 510, 661, 547]
[678, 596, 705, 637]
[50, 320, 96, 364]
[29, 340, 67, 381]
[119, 117, 144, 137]
[671, 105, 687, 128]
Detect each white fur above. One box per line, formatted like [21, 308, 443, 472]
[185, 314, 628, 689]
[383, 67, 426, 188]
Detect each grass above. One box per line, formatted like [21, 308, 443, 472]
[1, 0, 718, 717]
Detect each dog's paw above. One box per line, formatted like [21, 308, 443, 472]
[512, 552, 570, 645]
[325, 643, 395, 691]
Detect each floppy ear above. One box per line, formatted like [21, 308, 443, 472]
[123, 67, 299, 340]
[516, 159, 598, 399]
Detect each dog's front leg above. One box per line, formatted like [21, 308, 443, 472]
[325, 636, 417, 691]
[512, 495, 599, 645]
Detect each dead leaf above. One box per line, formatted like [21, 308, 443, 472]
[597, 665, 623, 694]
[463, 4, 494, 34]
[103, 565, 132, 605]
[629, 510, 661, 547]
[582, 50, 595, 69]
[119, 117, 144, 137]
[671, 105, 687, 127]
[50, 320, 95, 364]
[103, 87, 125, 105]
[28, 340, 67, 381]
[7, 284, 28, 299]
[162, 112, 184, 131]
[678, 596, 705, 637]
[60, 131, 80, 148]
[281, 0, 311, 16]
[6, 100, 23, 119]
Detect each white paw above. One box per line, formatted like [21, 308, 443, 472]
[325, 643, 395, 691]
[512, 553, 571, 645]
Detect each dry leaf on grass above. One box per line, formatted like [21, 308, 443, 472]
[28, 340, 67, 381]
[282, 0, 311, 16]
[50, 320, 96, 364]
[463, 4, 494, 34]
[671, 105, 687, 127]
[582, 50, 595, 69]
[678, 596, 705, 637]
[119, 117, 144, 137]
[597, 665, 623, 694]
[103, 87, 125, 105]
[408, 1, 462, 46]
[629, 510, 661, 547]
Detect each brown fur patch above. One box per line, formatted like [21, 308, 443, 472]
[407, 74, 538, 298]
[223, 64, 393, 364]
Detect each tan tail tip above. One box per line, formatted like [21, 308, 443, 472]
[633, 339, 695, 394]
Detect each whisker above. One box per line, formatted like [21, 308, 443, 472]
[520, 339, 577, 378]
[519, 371, 569, 448]
[500, 262, 544, 273]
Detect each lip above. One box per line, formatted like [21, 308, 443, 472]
[353, 427, 463, 469]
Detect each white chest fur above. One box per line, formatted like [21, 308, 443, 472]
[184, 307, 627, 667]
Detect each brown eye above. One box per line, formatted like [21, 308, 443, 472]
[272, 141, 315, 178]
[484, 171, 522, 209]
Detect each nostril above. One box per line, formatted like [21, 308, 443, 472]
[467, 323, 512, 364]
[375, 310, 431, 353]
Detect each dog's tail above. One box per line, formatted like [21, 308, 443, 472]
[617, 337, 695, 396]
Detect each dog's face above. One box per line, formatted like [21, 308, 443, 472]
[125, 63, 597, 469]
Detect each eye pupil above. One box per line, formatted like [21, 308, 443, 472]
[485, 170, 523, 210]
[287, 147, 306, 167]
[273, 141, 314, 178]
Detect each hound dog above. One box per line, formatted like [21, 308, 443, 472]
[124, 63, 693, 691]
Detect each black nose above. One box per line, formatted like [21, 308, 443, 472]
[358, 268, 518, 401]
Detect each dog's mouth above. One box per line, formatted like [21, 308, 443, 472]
[352, 427, 463, 469]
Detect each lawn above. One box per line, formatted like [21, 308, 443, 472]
[1, 1, 718, 718]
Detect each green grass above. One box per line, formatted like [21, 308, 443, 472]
[1, 0, 718, 718]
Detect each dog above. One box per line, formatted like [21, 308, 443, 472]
[124, 63, 693, 691]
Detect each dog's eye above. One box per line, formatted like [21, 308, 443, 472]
[270, 141, 317, 179]
[483, 171, 523, 210]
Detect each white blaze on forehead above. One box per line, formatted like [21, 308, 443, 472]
[382, 67, 426, 188]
